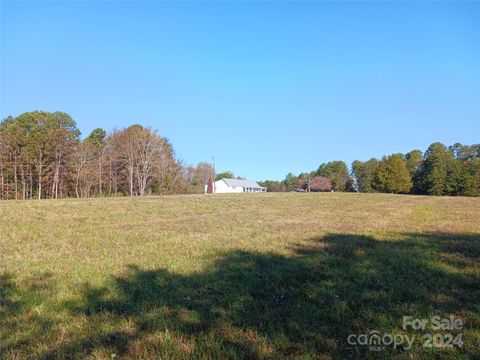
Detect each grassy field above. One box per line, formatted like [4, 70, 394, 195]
[1, 193, 479, 359]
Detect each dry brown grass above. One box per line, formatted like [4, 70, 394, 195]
[1, 193, 479, 359]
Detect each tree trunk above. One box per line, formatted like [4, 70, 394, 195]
[21, 166, 26, 200]
[129, 165, 134, 196]
[55, 166, 60, 199]
[75, 168, 81, 199]
[51, 152, 61, 199]
[0, 164, 4, 200]
[98, 161, 102, 196]
[14, 164, 18, 200]
[29, 166, 33, 199]
[0, 165, 4, 200]
[52, 165, 59, 199]
[107, 162, 111, 195]
[38, 165, 42, 200]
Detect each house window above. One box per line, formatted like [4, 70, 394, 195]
[232, 186, 236, 189]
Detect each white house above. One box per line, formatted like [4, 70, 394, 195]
[206, 178, 267, 194]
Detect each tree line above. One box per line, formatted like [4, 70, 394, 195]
[2, 111, 479, 199]
[0, 111, 215, 200]
[259, 143, 480, 196]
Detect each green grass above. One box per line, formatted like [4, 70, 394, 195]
[1, 193, 479, 359]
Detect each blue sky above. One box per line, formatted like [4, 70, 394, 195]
[1, 1, 479, 180]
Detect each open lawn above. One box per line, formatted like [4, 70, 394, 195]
[1, 193, 479, 359]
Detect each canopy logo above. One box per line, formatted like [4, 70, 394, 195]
[347, 315, 464, 352]
[347, 330, 415, 351]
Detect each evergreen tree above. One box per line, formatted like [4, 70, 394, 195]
[419, 142, 454, 195]
[351, 158, 378, 193]
[446, 143, 480, 196]
[405, 150, 424, 194]
[405, 150, 423, 176]
[215, 171, 235, 180]
[372, 154, 412, 194]
[85, 128, 107, 147]
[464, 158, 480, 196]
[282, 172, 299, 190]
[316, 161, 349, 191]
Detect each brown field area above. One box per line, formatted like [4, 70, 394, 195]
[1, 193, 479, 359]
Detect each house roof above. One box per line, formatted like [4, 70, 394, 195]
[219, 178, 266, 189]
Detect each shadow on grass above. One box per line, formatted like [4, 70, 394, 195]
[0, 272, 57, 356]
[1, 233, 479, 359]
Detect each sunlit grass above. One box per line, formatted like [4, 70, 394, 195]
[1, 193, 479, 359]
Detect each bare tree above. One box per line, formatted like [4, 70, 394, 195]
[0, 112, 217, 200]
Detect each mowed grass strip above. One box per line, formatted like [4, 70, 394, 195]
[1, 193, 479, 359]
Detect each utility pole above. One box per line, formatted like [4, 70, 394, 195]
[212, 156, 216, 194]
